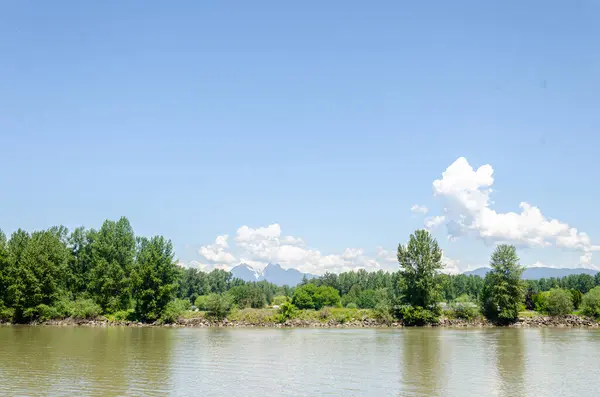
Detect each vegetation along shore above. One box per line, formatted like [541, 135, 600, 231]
[2, 217, 600, 328]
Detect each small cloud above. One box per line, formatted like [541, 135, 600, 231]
[425, 215, 446, 230]
[410, 204, 429, 214]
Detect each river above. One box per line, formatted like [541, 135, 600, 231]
[0, 326, 598, 396]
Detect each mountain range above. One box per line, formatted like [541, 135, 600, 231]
[464, 267, 598, 280]
[230, 263, 316, 286]
[230, 264, 599, 286]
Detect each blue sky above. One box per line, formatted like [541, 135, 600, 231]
[1, 1, 599, 274]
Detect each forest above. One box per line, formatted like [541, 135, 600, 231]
[2, 217, 600, 325]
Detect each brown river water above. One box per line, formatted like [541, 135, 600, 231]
[0, 326, 598, 396]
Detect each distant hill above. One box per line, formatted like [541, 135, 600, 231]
[230, 263, 316, 286]
[464, 267, 598, 280]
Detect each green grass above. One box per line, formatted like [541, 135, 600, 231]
[176, 307, 378, 324]
[518, 310, 543, 318]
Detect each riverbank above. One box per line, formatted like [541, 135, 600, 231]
[3, 312, 600, 328]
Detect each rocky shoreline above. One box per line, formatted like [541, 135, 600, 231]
[2, 314, 600, 328]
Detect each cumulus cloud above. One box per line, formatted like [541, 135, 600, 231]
[441, 255, 461, 275]
[429, 157, 600, 266]
[425, 215, 446, 230]
[198, 235, 237, 264]
[411, 204, 429, 214]
[187, 224, 404, 275]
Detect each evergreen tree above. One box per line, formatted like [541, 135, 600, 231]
[480, 245, 525, 324]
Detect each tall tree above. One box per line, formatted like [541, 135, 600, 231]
[480, 245, 525, 324]
[131, 236, 178, 321]
[397, 229, 443, 308]
[88, 217, 136, 312]
[7, 229, 70, 321]
[0, 230, 8, 310]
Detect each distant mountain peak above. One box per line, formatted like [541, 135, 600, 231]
[230, 263, 315, 286]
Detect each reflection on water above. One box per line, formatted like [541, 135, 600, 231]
[1, 326, 599, 396]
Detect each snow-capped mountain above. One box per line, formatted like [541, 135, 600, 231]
[230, 263, 315, 286]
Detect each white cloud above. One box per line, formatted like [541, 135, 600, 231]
[187, 224, 403, 275]
[411, 204, 429, 214]
[528, 261, 546, 268]
[425, 215, 446, 230]
[430, 157, 600, 266]
[441, 255, 461, 275]
[198, 234, 237, 264]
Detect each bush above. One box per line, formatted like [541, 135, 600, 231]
[206, 293, 233, 320]
[68, 298, 102, 319]
[581, 286, 600, 318]
[111, 309, 134, 322]
[346, 302, 358, 309]
[532, 292, 548, 312]
[449, 294, 479, 320]
[0, 306, 14, 322]
[293, 284, 341, 310]
[373, 302, 394, 324]
[545, 288, 573, 316]
[160, 299, 191, 324]
[272, 295, 289, 306]
[277, 301, 296, 322]
[570, 290, 583, 310]
[357, 289, 377, 309]
[319, 307, 332, 320]
[194, 295, 209, 311]
[314, 286, 341, 310]
[397, 305, 439, 326]
[292, 284, 317, 309]
[23, 304, 60, 322]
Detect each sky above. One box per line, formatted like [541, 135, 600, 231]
[1, 1, 600, 275]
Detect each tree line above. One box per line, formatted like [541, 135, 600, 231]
[2, 219, 600, 325]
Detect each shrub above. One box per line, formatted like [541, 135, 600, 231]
[68, 298, 102, 319]
[532, 292, 548, 312]
[346, 302, 358, 309]
[0, 306, 14, 322]
[570, 290, 583, 310]
[111, 310, 134, 322]
[314, 286, 341, 310]
[545, 288, 573, 316]
[206, 293, 233, 320]
[357, 289, 377, 309]
[272, 295, 289, 306]
[160, 299, 191, 324]
[292, 284, 317, 309]
[194, 295, 209, 311]
[277, 301, 296, 322]
[23, 304, 60, 322]
[373, 302, 394, 324]
[451, 295, 480, 320]
[581, 286, 600, 318]
[319, 307, 332, 320]
[397, 305, 439, 326]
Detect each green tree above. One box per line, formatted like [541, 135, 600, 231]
[313, 285, 341, 309]
[569, 289, 583, 310]
[0, 230, 9, 316]
[397, 230, 443, 309]
[131, 236, 179, 321]
[581, 286, 600, 318]
[6, 229, 70, 321]
[88, 218, 136, 312]
[480, 245, 525, 324]
[545, 288, 573, 316]
[67, 227, 96, 294]
[292, 284, 317, 309]
[341, 284, 361, 307]
[206, 293, 232, 319]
